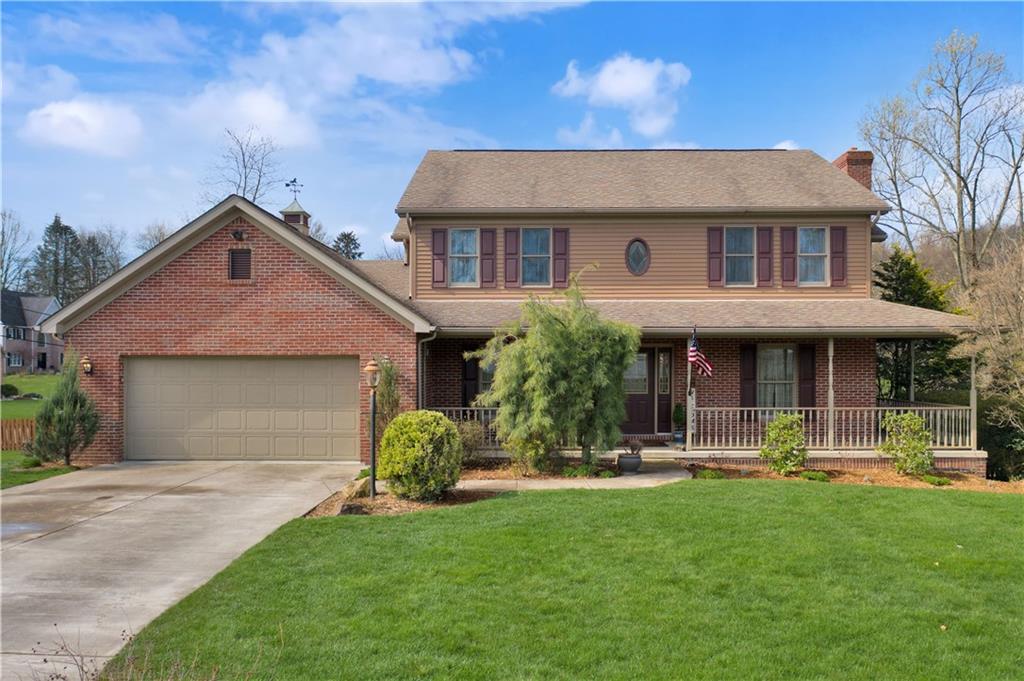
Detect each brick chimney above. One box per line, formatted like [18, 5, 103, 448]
[280, 199, 311, 236]
[832, 147, 874, 190]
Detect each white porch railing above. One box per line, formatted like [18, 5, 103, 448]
[429, 407, 500, 448]
[691, 404, 974, 451]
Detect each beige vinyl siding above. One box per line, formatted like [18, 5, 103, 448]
[413, 216, 872, 299]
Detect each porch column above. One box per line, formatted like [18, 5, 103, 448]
[970, 354, 977, 450]
[908, 340, 915, 402]
[827, 338, 835, 451]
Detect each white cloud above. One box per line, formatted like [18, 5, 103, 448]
[556, 112, 623, 148]
[553, 53, 691, 138]
[35, 10, 203, 63]
[773, 139, 800, 150]
[2, 62, 78, 103]
[21, 97, 143, 157]
[178, 83, 318, 148]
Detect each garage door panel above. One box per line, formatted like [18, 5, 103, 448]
[125, 357, 359, 461]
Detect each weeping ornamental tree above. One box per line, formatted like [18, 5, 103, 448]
[470, 274, 640, 467]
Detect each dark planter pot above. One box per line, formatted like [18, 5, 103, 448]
[618, 454, 642, 475]
[672, 430, 684, 444]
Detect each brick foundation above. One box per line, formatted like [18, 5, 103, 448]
[65, 215, 418, 465]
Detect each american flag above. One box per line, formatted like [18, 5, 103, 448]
[688, 327, 713, 377]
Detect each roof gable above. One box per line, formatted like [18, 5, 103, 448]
[42, 195, 432, 335]
[397, 149, 889, 215]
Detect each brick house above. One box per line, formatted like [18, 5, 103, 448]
[2, 289, 64, 377]
[42, 148, 981, 472]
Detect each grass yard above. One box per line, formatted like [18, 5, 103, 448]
[108, 481, 1022, 680]
[0, 450, 75, 489]
[1, 373, 59, 420]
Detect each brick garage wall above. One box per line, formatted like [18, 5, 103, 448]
[671, 337, 877, 408]
[423, 338, 487, 407]
[65, 215, 418, 465]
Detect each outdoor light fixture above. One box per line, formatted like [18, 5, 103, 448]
[362, 359, 381, 498]
[80, 356, 94, 375]
[231, 229, 246, 241]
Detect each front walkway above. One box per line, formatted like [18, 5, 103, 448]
[1, 460, 358, 679]
[457, 461, 692, 492]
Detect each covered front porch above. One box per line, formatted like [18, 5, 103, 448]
[421, 331, 980, 470]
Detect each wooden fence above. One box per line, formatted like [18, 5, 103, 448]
[2, 419, 35, 450]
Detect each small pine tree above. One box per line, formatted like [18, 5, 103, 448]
[332, 231, 363, 259]
[29, 353, 100, 466]
[873, 246, 968, 398]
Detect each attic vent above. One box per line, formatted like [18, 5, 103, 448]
[229, 249, 252, 280]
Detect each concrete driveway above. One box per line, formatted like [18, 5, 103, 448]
[1, 461, 358, 679]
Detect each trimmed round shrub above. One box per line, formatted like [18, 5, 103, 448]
[759, 412, 808, 475]
[878, 411, 934, 475]
[378, 410, 462, 501]
[1, 383, 19, 398]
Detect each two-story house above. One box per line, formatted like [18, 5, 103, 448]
[42, 148, 980, 472]
[2, 289, 65, 377]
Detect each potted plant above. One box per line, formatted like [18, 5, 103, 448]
[672, 403, 686, 443]
[618, 441, 643, 475]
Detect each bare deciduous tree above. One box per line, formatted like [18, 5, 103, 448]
[79, 225, 127, 289]
[203, 126, 282, 205]
[375, 240, 405, 261]
[134, 222, 170, 253]
[1, 209, 31, 290]
[956, 238, 1024, 431]
[308, 219, 328, 243]
[861, 30, 1024, 290]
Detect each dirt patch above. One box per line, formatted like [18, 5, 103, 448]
[307, 488, 500, 517]
[695, 465, 1024, 494]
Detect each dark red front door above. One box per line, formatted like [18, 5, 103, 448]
[622, 349, 655, 434]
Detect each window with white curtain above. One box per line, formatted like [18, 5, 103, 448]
[724, 226, 755, 285]
[448, 229, 479, 286]
[798, 227, 828, 285]
[757, 345, 796, 408]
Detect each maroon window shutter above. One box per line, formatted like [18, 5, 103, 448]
[780, 226, 797, 287]
[707, 226, 724, 287]
[830, 226, 847, 287]
[739, 344, 757, 408]
[480, 229, 496, 288]
[431, 229, 447, 288]
[504, 228, 520, 287]
[553, 228, 569, 288]
[462, 356, 479, 407]
[798, 344, 816, 408]
[756, 226, 773, 287]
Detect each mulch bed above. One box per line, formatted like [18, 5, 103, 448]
[695, 464, 1024, 494]
[307, 488, 500, 517]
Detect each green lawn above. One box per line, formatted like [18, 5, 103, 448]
[107, 481, 1022, 680]
[1, 373, 59, 420]
[0, 450, 76, 489]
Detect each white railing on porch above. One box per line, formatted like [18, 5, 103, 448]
[429, 407, 500, 448]
[691, 404, 974, 451]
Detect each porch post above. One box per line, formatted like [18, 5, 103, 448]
[827, 338, 835, 451]
[684, 358, 693, 452]
[970, 354, 977, 450]
[909, 341, 915, 402]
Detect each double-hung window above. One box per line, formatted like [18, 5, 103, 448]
[521, 228, 551, 286]
[448, 229, 479, 286]
[798, 227, 828, 285]
[7, 352, 23, 368]
[757, 345, 796, 408]
[724, 226, 755, 286]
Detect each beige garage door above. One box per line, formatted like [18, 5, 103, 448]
[124, 357, 359, 460]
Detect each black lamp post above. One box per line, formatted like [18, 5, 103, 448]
[362, 359, 381, 498]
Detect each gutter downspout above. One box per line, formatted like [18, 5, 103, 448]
[417, 329, 438, 409]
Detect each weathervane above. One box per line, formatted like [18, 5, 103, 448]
[285, 177, 303, 199]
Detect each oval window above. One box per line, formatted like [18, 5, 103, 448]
[626, 238, 650, 275]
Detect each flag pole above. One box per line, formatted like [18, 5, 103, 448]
[685, 327, 694, 453]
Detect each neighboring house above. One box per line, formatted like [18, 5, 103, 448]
[1, 289, 64, 378]
[42, 148, 981, 472]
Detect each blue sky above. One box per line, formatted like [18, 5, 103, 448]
[2, 1, 1021, 256]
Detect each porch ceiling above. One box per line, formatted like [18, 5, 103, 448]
[413, 298, 969, 338]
